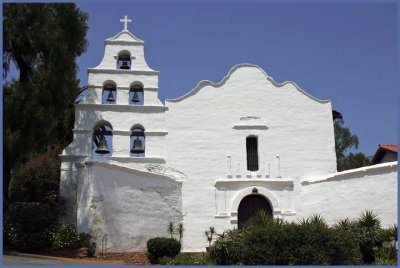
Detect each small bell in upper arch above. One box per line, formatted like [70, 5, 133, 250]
[120, 61, 130, 70]
[131, 136, 144, 155]
[106, 90, 115, 103]
[131, 91, 140, 103]
[95, 136, 110, 155]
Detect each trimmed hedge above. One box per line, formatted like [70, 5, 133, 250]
[147, 237, 181, 264]
[210, 216, 362, 265]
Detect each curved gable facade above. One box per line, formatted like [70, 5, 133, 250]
[59, 18, 397, 254]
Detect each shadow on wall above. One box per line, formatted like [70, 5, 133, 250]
[66, 110, 104, 156]
[78, 164, 183, 251]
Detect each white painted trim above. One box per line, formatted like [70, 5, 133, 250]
[73, 129, 168, 136]
[84, 160, 178, 182]
[75, 104, 166, 112]
[105, 40, 144, 46]
[88, 68, 159, 75]
[143, 87, 159, 91]
[88, 86, 158, 91]
[214, 178, 294, 188]
[95, 156, 166, 164]
[301, 161, 398, 185]
[165, 63, 330, 104]
[230, 186, 280, 212]
[105, 30, 144, 43]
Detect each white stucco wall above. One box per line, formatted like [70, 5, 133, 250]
[60, 25, 397, 254]
[298, 162, 398, 227]
[93, 31, 154, 72]
[165, 64, 337, 251]
[76, 161, 182, 252]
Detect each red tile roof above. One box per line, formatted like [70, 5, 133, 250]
[379, 144, 397, 153]
[370, 144, 398, 164]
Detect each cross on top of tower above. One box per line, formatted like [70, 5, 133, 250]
[120, 15, 132, 31]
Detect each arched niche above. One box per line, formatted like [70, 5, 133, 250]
[92, 120, 113, 156]
[129, 81, 144, 105]
[130, 124, 145, 157]
[102, 80, 117, 104]
[117, 50, 131, 70]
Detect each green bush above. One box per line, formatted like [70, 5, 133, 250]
[374, 257, 398, 266]
[147, 237, 181, 264]
[334, 211, 391, 264]
[159, 253, 215, 265]
[4, 221, 93, 253]
[52, 224, 92, 249]
[210, 213, 361, 265]
[87, 242, 96, 257]
[5, 202, 58, 234]
[3, 221, 56, 252]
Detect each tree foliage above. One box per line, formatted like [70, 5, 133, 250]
[3, 3, 88, 199]
[334, 120, 370, 171]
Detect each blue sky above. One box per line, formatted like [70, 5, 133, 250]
[75, 1, 398, 157]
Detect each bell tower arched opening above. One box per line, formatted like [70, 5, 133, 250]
[102, 81, 117, 104]
[129, 82, 144, 105]
[237, 194, 272, 227]
[130, 124, 145, 157]
[92, 121, 113, 157]
[117, 50, 131, 70]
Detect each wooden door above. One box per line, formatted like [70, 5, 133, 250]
[238, 194, 272, 227]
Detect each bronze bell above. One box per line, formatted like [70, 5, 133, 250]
[95, 136, 110, 155]
[106, 90, 115, 102]
[120, 61, 130, 69]
[131, 91, 140, 103]
[131, 137, 144, 154]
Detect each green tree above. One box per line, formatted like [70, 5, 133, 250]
[3, 3, 88, 201]
[167, 222, 175, 239]
[334, 120, 370, 171]
[176, 222, 184, 244]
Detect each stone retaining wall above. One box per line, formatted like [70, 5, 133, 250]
[99, 252, 150, 265]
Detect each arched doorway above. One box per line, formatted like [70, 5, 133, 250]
[238, 194, 272, 227]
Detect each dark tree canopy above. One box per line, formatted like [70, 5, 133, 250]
[334, 120, 370, 171]
[3, 3, 88, 200]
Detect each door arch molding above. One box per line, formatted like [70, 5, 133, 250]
[230, 186, 278, 213]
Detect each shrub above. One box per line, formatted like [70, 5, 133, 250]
[9, 146, 62, 204]
[5, 202, 58, 234]
[3, 221, 56, 252]
[160, 253, 215, 265]
[53, 224, 92, 250]
[356, 210, 382, 263]
[334, 210, 384, 264]
[87, 242, 96, 257]
[147, 237, 181, 264]
[210, 214, 361, 265]
[205, 226, 216, 247]
[4, 220, 94, 254]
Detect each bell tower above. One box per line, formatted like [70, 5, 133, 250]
[60, 16, 167, 222]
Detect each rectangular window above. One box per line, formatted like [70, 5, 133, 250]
[246, 136, 259, 171]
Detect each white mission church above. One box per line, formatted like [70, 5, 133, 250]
[60, 16, 397, 253]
